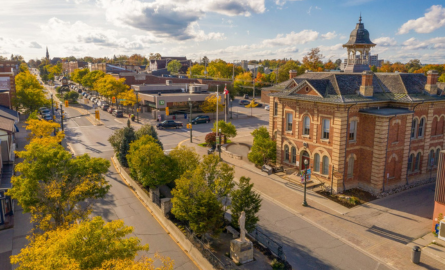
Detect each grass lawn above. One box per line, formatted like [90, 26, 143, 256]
[198, 139, 232, 147]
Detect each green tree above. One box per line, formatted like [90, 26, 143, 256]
[108, 128, 125, 154]
[212, 120, 237, 143]
[169, 145, 200, 179]
[10, 216, 150, 270]
[371, 65, 378, 72]
[7, 141, 110, 231]
[71, 68, 90, 84]
[439, 73, 445, 83]
[81, 70, 105, 89]
[278, 60, 302, 82]
[118, 126, 136, 167]
[13, 70, 49, 113]
[19, 63, 29, 72]
[171, 169, 224, 237]
[230, 177, 262, 233]
[127, 136, 176, 188]
[248, 127, 276, 166]
[167, 60, 182, 74]
[64, 91, 79, 102]
[187, 64, 205, 78]
[135, 124, 163, 149]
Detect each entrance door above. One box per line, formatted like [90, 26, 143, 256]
[301, 151, 310, 170]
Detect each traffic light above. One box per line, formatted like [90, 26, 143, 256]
[112, 96, 116, 103]
[137, 108, 141, 112]
[165, 107, 169, 116]
[65, 100, 69, 107]
[95, 110, 100, 120]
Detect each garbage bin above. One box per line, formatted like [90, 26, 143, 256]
[411, 246, 421, 264]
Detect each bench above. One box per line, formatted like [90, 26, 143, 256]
[262, 165, 273, 175]
[226, 226, 240, 239]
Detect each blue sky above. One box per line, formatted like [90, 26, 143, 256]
[1, 0, 445, 63]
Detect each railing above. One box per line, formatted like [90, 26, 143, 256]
[250, 227, 286, 261]
[184, 227, 235, 270]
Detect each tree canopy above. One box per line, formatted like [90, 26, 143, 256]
[13, 70, 49, 113]
[200, 94, 223, 113]
[248, 127, 276, 166]
[167, 60, 182, 74]
[230, 177, 262, 233]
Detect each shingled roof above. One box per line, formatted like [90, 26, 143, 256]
[267, 72, 445, 104]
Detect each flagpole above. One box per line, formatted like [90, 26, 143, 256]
[216, 85, 219, 138]
[224, 83, 227, 122]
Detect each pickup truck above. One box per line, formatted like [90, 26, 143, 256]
[156, 120, 183, 129]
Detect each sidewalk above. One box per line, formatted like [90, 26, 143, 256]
[181, 135, 445, 270]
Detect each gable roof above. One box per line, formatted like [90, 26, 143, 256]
[0, 117, 14, 132]
[0, 106, 18, 121]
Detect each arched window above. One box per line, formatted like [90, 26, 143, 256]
[418, 118, 425, 137]
[415, 152, 421, 171]
[284, 145, 289, 161]
[349, 120, 357, 141]
[314, 154, 320, 172]
[291, 146, 296, 163]
[436, 148, 441, 166]
[429, 150, 435, 168]
[432, 117, 438, 136]
[303, 116, 310, 135]
[322, 156, 329, 175]
[347, 156, 354, 177]
[408, 154, 414, 172]
[411, 119, 417, 139]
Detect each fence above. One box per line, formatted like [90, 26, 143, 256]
[250, 227, 286, 261]
[184, 227, 235, 270]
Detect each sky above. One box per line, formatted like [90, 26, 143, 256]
[1, 0, 445, 64]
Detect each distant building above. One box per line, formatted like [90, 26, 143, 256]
[240, 60, 248, 71]
[62, 61, 88, 74]
[370, 54, 384, 68]
[0, 61, 20, 109]
[88, 63, 136, 74]
[149, 57, 189, 73]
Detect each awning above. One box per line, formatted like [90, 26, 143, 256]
[14, 124, 19, 132]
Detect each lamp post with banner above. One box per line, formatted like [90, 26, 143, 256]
[302, 159, 310, 207]
[188, 97, 193, 143]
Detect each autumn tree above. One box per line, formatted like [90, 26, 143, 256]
[118, 89, 140, 107]
[94, 74, 129, 100]
[439, 73, 445, 83]
[302, 48, 324, 71]
[7, 141, 110, 231]
[10, 216, 152, 270]
[230, 177, 262, 233]
[135, 124, 163, 149]
[26, 118, 64, 143]
[127, 136, 176, 188]
[200, 94, 223, 113]
[278, 60, 303, 82]
[169, 145, 201, 179]
[71, 68, 89, 84]
[234, 72, 253, 95]
[187, 64, 205, 78]
[248, 126, 276, 166]
[171, 169, 224, 237]
[81, 70, 105, 89]
[149, 53, 162, 60]
[324, 60, 336, 70]
[212, 120, 237, 143]
[167, 60, 182, 74]
[13, 70, 49, 113]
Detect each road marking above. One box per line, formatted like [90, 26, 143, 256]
[110, 157, 202, 270]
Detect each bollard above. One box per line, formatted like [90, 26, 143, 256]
[411, 246, 421, 264]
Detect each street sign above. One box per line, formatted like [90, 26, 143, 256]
[65, 100, 69, 107]
[216, 137, 220, 144]
[95, 110, 100, 120]
[307, 169, 311, 175]
[159, 100, 165, 105]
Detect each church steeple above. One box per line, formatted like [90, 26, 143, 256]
[46, 47, 50, 60]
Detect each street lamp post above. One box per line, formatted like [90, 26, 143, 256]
[188, 97, 193, 143]
[51, 93, 55, 135]
[218, 128, 222, 159]
[135, 90, 139, 122]
[302, 159, 309, 207]
[230, 99, 233, 119]
[60, 104, 64, 132]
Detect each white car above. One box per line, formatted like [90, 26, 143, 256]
[265, 105, 270, 111]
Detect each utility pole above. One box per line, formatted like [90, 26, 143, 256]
[224, 84, 227, 122]
[253, 64, 256, 100]
[135, 91, 139, 122]
[216, 85, 219, 156]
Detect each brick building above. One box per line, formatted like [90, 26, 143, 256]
[62, 61, 87, 74]
[149, 57, 190, 73]
[0, 61, 20, 109]
[433, 150, 445, 231]
[267, 18, 445, 194]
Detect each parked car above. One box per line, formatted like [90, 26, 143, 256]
[102, 104, 110, 111]
[191, 115, 210, 124]
[243, 94, 249, 99]
[107, 107, 115, 114]
[112, 110, 123, 117]
[265, 105, 270, 111]
[39, 108, 50, 115]
[254, 102, 263, 107]
[156, 120, 183, 129]
[239, 100, 250, 105]
[42, 114, 52, 121]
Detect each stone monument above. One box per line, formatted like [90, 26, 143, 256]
[230, 211, 254, 264]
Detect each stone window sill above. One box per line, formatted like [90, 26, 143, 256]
[321, 139, 330, 143]
[349, 140, 357, 145]
[302, 134, 310, 138]
[387, 177, 395, 180]
[285, 131, 293, 135]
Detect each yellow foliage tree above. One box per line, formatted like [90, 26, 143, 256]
[26, 119, 64, 143]
[10, 216, 168, 270]
[200, 94, 223, 113]
[119, 89, 141, 107]
[94, 74, 129, 100]
[245, 98, 259, 108]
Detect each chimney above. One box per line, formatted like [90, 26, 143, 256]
[359, 70, 374, 97]
[425, 70, 439, 95]
[289, 70, 297, 79]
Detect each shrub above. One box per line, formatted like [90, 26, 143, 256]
[205, 132, 216, 146]
[271, 259, 285, 270]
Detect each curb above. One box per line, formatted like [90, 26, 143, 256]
[111, 155, 214, 270]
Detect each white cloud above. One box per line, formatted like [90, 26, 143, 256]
[262, 30, 319, 46]
[398, 5, 445, 34]
[96, 0, 264, 40]
[401, 38, 429, 50]
[373, 37, 397, 47]
[29, 41, 42, 49]
[41, 17, 154, 51]
[275, 0, 303, 7]
[321, 31, 337, 40]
